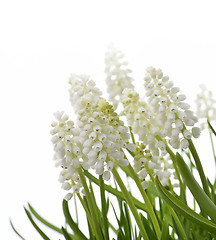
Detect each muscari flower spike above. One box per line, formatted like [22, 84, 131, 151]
[196, 85, 216, 130]
[104, 45, 134, 109]
[144, 67, 201, 149]
[51, 74, 136, 199]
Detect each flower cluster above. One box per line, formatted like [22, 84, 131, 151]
[120, 67, 201, 186]
[121, 88, 162, 155]
[51, 50, 202, 196]
[104, 45, 134, 109]
[144, 67, 201, 149]
[120, 88, 178, 187]
[133, 143, 176, 188]
[51, 74, 135, 198]
[50, 111, 82, 200]
[196, 85, 216, 129]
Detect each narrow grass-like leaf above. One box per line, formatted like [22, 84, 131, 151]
[10, 218, 26, 240]
[123, 202, 132, 240]
[112, 167, 149, 240]
[83, 196, 94, 240]
[167, 205, 188, 240]
[207, 179, 216, 204]
[28, 203, 62, 234]
[111, 203, 125, 239]
[171, 215, 184, 240]
[140, 214, 157, 240]
[208, 120, 216, 137]
[176, 152, 216, 222]
[61, 227, 73, 240]
[62, 200, 88, 240]
[117, 231, 125, 240]
[77, 168, 103, 240]
[89, 181, 101, 222]
[24, 207, 50, 240]
[155, 177, 216, 235]
[160, 218, 169, 240]
[84, 170, 148, 212]
[99, 175, 109, 240]
[188, 140, 211, 198]
[89, 181, 104, 239]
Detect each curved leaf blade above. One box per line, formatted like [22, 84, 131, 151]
[208, 120, 216, 137]
[28, 203, 62, 234]
[61, 227, 73, 240]
[62, 199, 88, 240]
[160, 218, 169, 240]
[176, 152, 216, 223]
[10, 218, 26, 240]
[24, 207, 51, 240]
[155, 177, 216, 235]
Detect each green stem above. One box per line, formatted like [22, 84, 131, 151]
[209, 128, 216, 168]
[156, 135, 186, 202]
[112, 167, 149, 240]
[74, 194, 79, 225]
[188, 139, 211, 198]
[129, 126, 136, 144]
[155, 136, 181, 182]
[189, 161, 196, 212]
[77, 167, 103, 240]
[144, 163, 155, 182]
[127, 164, 161, 239]
[84, 169, 148, 212]
[76, 194, 97, 238]
[99, 175, 109, 240]
[167, 205, 188, 240]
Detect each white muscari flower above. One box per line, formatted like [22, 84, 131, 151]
[196, 85, 216, 129]
[72, 185, 80, 194]
[107, 161, 114, 171]
[104, 45, 134, 109]
[64, 193, 73, 201]
[62, 182, 72, 191]
[103, 171, 111, 181]
[141, 180, 149, 190]
[139, 168, 148, 179]
[192, 127, 201, 138]
[183, 130, 192, 139]
[181, 139, 189, 149]
[119, 159, 129, 166]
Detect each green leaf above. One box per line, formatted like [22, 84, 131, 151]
[155, 177, 216, 235]
[171, 215, 184, 240]
[160, 218, 169, 240]
[207, 179, 216, 204]
[123, 202, 132, 240]
[89, 181, 101, 222]
[99, 175, 109, 240]
[28, 203, 62, 234]
[84, 170, 148, 212]
[62, 200, 88, 240]
[61, 227, 73, 240]
[83, 196, 94, 240]
[188, 140, 211, 198]
[10, 218, 26, 240]
[207, 120, 216, 137]
[24, 207, 51, 240]
[111, 203, 125, 238]
[176, 152, 216, 222]
[140, 214, 157, 240]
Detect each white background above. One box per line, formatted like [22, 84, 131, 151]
[1, 0, 216, 239]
